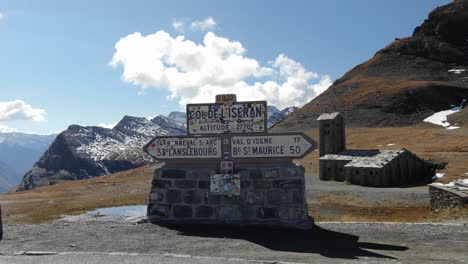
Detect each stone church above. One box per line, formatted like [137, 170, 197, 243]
[318, 113, 434, 187]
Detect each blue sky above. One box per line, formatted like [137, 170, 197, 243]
[0, 0, 450, 134]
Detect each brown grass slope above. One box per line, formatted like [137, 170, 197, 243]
[271, 0, 468, 132]
[1, 127, 467, 224]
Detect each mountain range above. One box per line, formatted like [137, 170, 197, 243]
[16, 106, 297, 191]
[0, 132, 56, 192]
[271, 0, 468, 132]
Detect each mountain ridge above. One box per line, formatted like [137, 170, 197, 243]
[17, 106, 296, 191]
[271, 0, 468, 132]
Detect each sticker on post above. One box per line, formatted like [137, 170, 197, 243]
[210, 174, 240, 196]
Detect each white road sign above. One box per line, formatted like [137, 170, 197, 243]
[186, 101, 267, 134]
[230, 133, 317, 159]
[144, 136, 222, 160]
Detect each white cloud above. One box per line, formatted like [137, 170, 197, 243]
[172, 19, 185, 32]
[0, 124, 17, 133]
[110, 31, 332, 109]
[98, 122, 117, 129]
[0, 12, 4, 21]
[191, 17, 216, 31]
[0, 100, 46, 122]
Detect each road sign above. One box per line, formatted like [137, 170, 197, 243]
[230, 133, 317, 159]
[215, 94, 236, 104]
[144, 136, 222, 160]
[186, 101, 267, 134]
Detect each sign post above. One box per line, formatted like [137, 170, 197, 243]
[186, 101, 267, 134]
[144, 95, 317, 162]
[144, 136, 222, 160]
[145, 94, 317, 229]
[230, 133, 316, 159]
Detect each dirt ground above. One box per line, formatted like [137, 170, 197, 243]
[0, 165, 159, 224]
[1, 126, 466, 224]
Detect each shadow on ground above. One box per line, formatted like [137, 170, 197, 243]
[168, 224, 408, 260]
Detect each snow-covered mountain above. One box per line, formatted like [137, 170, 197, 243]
[267, 106, 299, 127]
[17, 113, 186, 191]
[167, 111, 187, 123]
[0, 132, 56, 193]
[17, 106, 295, 191]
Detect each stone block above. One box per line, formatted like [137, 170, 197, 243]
[257, 207, 277, 219]
[267, 190, 290, 205]
[195, 206, 214, 218]
[272, 179, 302, 189]
[183, 191, 202, 204]
[161, 169, 186, 179]
[240, 180, 251, 188]
[152, 180, 172, 189]
[188, 169, 215, 179]
[292, 190, 304, 204]
[148, 204, 171, 218]
[244, 191, 264, 205]
[173, 205, 193, 218]
[166, 190, 182, 203]
[223, 195, 241, 205]
[216, 207, 240, 220]
[198, 180, 210, 189]
[263, 169, 279, 179]
[175, 180, 196, 189]
[278, 207, 305, 221]
[204, 193, 221, 205]
[238, 168, 263, 179]
[253, 180, 271, 189]
[278, 167, 295, 178]
[149, 191, 164, 202]
[240, 207, 256, 219]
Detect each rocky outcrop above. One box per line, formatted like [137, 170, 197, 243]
[17, 114, 186, 191]
[272, 0, 468, 131]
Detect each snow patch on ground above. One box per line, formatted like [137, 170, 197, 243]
[423, 100, 465, 129]
[432, 172, 445, 180]
[448, 69, 466, 74]
[433, 179, 468, 188]
[60, 205, 147, 223]
[387, 143, 395, 146]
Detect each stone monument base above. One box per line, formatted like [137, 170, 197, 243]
[147, 162, 313, 229]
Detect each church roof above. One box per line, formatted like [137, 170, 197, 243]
[317, 112, 342, 121]
[319, 149, 406, 168]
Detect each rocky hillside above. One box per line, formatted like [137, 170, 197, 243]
[17, 112, 186, 191]
[272, 0, 468, 132]
[0, 132, 56, 192]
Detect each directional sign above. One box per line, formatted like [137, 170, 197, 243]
[230, 133, 317, 159]
[144, 136, 222, 160]
[186, 101, 267, 135]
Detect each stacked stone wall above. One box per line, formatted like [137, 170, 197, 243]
[429, 185, 468, 211]
[147, 163, 312, 228]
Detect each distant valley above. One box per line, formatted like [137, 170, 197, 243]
[0, 132, 56, 192]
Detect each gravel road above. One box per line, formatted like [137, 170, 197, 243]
[1, 221, 467, 263]
[305, 175, 430, 205]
